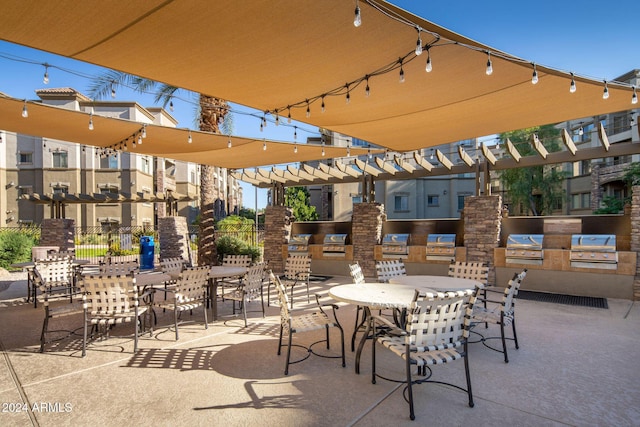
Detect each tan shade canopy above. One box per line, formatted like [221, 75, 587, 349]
[0, 94, 376, 169]
[0, 1, 637, 159]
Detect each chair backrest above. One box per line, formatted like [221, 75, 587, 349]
[349, 262, 365, 285]
[269, 270, 290, 326]
[405, 289, 477, 348]
[34, 257, 74, 285]
[244, 263, 266, 295]
[448, 261, 489, 287]
[503, 269, 528, 312]
[376, 260, 406, 283]
[99, 260, 139, 275]
[283, 255, 311, 281]
[161, 257, 186, 276]
[222, 254, 252, 267]
[80, 274, 139, 315]
[174, 266, 211, 303]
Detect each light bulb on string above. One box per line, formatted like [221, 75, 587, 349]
[142, 124, 147, 139]
[321, 96, 326, 113]
[425, 50, 432, 72]
[88, 112, 94, 131]
[275, 113, 280, 126]
[347, 142, 351, 156]
[294, 142, 298, 154]
[188, 130, 192, 143]
[367, 145, 372, 160]
[578, 124, 584, 136]
[169, 100, 174, 112]
[43, 65, 49, 84]
[227, 136, 232, 148]
[137, 134, 142, 145]
[354, 1, 361, 27]
[602, 81, 609, 99]
[632, 87, 638, 104]
[569, 73, 576, 93]
[21, 100, 28, 118]
[263, 141, 267, 151]
[287, 107, 292, 123]
[306, 102, 310, 118]
[430, 149, 434, 160]
[485, 52, 493, 75]
[399, 60, 405, 83]
[110, 81, 116, 98]
[294, 126, 298, 140]
[531, 63, 538, 84]
[262, 114, 267, 128]
[321, 143, 325, 157]
[260, 122, 263, 132]
[365, 76, 370, 97]
[415, 28, 422, 56]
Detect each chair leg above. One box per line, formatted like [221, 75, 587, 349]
[203, 298, 208, 329]
[406, 347, 415, 421]
[40, 311, 49, 353]
[277, 324, 284, 355]
[285, 331, 293, 375]
[464, 344, 474, 407]
[134, 309, 139, 353]
[371, 325, 377, 384]
[305, 280, 310, 304]
[512, 318, 519, 349]
[289, 285, 295, 309]
[242, 296, 248, 327]
[500, 321, 509, 363]
[260, 287, 265, 318]
[174, 308, 179, 341]
[82, 312, 88, 358]
[351, 306, 365, 352]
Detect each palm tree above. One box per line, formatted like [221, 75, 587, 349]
[88, 71, 229, 265]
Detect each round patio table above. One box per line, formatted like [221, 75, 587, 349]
[209, 266, 248, 321]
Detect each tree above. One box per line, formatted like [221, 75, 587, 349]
[498, 125, 567, 216]
[284, 187, 318, 221]
[89, 71, 229, 265]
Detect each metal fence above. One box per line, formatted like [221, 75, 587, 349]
[1, 223, 265, 266]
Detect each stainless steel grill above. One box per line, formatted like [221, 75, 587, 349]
[381, 233, 410, 258]
[322, 234, 348, 257]
[426, 234, 456, 261]
[506, 234, 544, 265]
[288, 234, 312, 254]
[570, 234, 617, 269]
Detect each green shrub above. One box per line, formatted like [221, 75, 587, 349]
[0, 231, 36, 269]
[216, 235, 260, 263]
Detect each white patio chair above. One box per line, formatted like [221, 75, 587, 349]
[267, 254, 311, 308]
[375, 259, 406, 283]
[471, 269, 527, 363]
[153, 266, 210, 340]
[99, 259, 139, 275]
[270, 271, 345, 375]
[32, 256, 75, 308]
[79, 273, 149, 357]
[221, 263, 266, 327]
[371, 288, 478, 420]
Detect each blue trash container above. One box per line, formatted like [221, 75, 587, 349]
[139, 236, 155, 270]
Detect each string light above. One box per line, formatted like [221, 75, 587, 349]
[227, 136, 232, 148]
[275, 113, 280, 126]
[187, 130, 192, 143]
[367, 145, 372, 160]
[430, 149, 434, 160]
[287, 107, 292, 123]
[88, 110, 94, 130]
[141, 124, 147, 139]
[425, 49, 432, 72]
[632, 87, 638, 105]
[531, 63, 538, 84]
[321, 96, 326, 113]
[321, 141, 326, 156]
[569, 73, 576, 93]
[137, 134, 142, 145]
[415, 28, 423, 56]
[354, 0, 361, 27]
[365, 76, 370, 97]
[602, 81, 609, 100]
[110, 81, 116, 98]
[294, 126, 297, 140]
[43, 65, 49, 84]
[345, 84, 350, 104]
[169, 100, 174, 112]
[306, 101, 310, 118]
[485, 52, 493, 75]
[263, 140, 267, 151]
[399, 61, 405, 83]
[346, 141, 351, 156]
[294, 142, 298, 154]
[21, 100, 28, 118]
[578, 123, 584, 136]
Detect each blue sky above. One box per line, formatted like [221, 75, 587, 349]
[0, 1, 637, 211]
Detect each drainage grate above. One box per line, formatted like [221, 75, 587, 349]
[517, 290, 608, 309]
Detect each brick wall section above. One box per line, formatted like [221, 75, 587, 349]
[352, 203, 386, 276]
[630, 185, 640, 300]
[39, 218, 75, 251]
[463, 195, 502, 286]
[158, 216, 191, 264]
[264, 205, 293, 275]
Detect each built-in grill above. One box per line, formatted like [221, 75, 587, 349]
[570, 234, 617, 269]
[506, 234, 544, 265]
[426, 234, 456, 261]
[381, 233, 410, 258]
[322, 234, 348, 257]
[288, 234, 312, 255]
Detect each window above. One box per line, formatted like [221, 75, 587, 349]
[427, 195, 439, 207]
[19, 152, 33, 164]
[580, 160, 591, 175]
[100, 154, 118, 169]
[394, 194, 409, 211]
[190, 170, 197, 184]
[52, 186, 68, 195]
[141, 156, 150, 174]
[52, 151, 68, 168]
[581, 193, 590, 209]
[352, 195, 362, 204]
[100, 186, 118, 195]
[572, 194, 580, 209]
[552, 197, 563, 210]
[18, 186, 33, 197]
[457, 195, 466, 211]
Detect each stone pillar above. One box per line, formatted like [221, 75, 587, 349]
[463, 195, 502, 286]
[158, 216, 191, 264]
[264, 205, 293, 275]
[590, 163, 602, 210]
[630, 185, 640, 300]
[352, 202, 385, 277]
[39, 218, 75, 252]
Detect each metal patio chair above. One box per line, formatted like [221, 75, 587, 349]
[268, 254, 311, 308]
[221, 263, 266, 327]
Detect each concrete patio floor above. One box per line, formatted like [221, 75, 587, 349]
[0, 272, 639, 426]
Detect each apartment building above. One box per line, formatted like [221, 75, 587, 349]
[0, 88, 242, 228]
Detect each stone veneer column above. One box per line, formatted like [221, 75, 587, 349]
[158, 216, 191, 264]
[630, 185, 640, 301]
[351, 203, 386, 277]
[463, 195, 502, 286]
[264, 205, 293, 275]
[39, 218, 75, 251]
